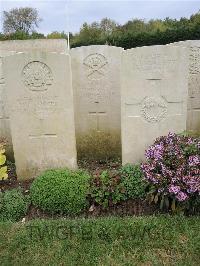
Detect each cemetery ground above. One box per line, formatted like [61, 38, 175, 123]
[0, 134, 200, 265]
[0, 216, 200, 265]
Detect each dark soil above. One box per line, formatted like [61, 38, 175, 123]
[0, 161, 34, 192]
[25, 199, 157, 221]
[0, 159, 158, 220]
[78, 158, 122, 175]
[0, 159, 121, 192]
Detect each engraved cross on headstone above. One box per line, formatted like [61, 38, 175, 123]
[29, 133, 57, 146]
[88, 102, 107, 132]
[29, 132, 57, 161]
[29, 133, 57, 140]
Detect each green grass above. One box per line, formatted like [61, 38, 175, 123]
[0, 216, 200, 265]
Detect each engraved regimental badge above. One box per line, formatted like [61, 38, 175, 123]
[22, 61, 53, 91]
[83, 53, 108, 80]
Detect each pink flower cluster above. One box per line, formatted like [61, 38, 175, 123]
[141, 132, 200, 202]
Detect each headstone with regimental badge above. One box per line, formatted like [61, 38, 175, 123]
[121, 45, 188, 164]
[71, 45, 123, 159]
[4, 51, 77, 179]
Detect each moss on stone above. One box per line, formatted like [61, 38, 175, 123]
[76, 130, 121, 160]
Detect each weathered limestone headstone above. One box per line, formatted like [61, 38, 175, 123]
[4, 52, 77, 179]
[0, 39, 68, 53]
[0, 50, 15, 158]
[121, 45, 188, 164]
[0, 39, 68, 158]
[169, 40, 200, 133]
[71, 45, 123, 159]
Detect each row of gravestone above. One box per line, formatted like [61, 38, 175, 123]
[0, 39, 199, 180]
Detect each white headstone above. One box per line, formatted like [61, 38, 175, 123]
[0, 39, 68, 53]
[121, 45, 188, 164]
[71, 45, 123, 159]
[4, 52, 77, 179]
[0, 50, 15, 158]
[169, 40, 200, 133]
[0, 39, 69, 158]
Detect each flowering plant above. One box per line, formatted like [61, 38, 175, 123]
[0, 138, 8, 181]
[141, 132, 200, 212]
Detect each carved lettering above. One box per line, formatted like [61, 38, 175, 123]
[79, 87, 107, 102]
[14, 95, 57, 119]
[133, 54, 176, 72]
[189, 47, 200, 75]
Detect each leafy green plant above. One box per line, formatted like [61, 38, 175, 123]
[90, 170, 126, 208]
[0, 140, 8, 180]
[0, 188, 29, 221]
[120, 164, 147, 199]
[30, 169, 90, 215]
[90, 165, 147, 208]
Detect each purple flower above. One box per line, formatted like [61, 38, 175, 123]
[187, 138, 194, 144]
[176, 191, 188, 201]
[145, 143, 164, 161]
[165, 132, 176, 145]
[188, 155, 200, 167]
[168, 185, 180, 194]
[141, 132, 199, 205]
[184, 176, 200, 193]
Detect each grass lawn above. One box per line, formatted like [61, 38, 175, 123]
[0, 215, 200, 266]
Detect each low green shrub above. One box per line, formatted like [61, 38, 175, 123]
[90, 165, 147, 208]
[90, 170, 126, 208]
[120, 164, 147, 199]
[30, 169, 90, 215]
[0, 188, 29, 221]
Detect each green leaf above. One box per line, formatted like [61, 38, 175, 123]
[0, 165, 8, 180]
[0, 154, 6, 166]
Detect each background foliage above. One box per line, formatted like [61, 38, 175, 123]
[3, 7, 42, 34]
[1, 9, 200, 49]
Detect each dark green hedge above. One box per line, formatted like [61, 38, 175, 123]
[71, 24, 200, 49]
[1, 22, 200, 50]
